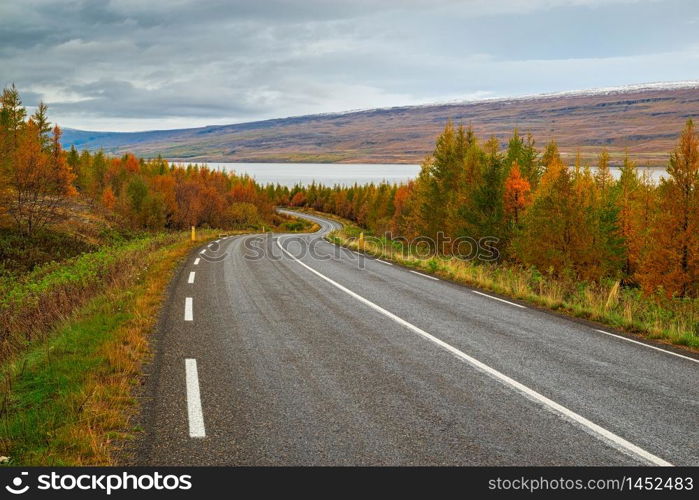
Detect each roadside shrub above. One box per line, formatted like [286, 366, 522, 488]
[223, 202, 259, 228]
[0, 228, 96, 277]
[283, 221, 304, 231]
[0, 234, 179, 361]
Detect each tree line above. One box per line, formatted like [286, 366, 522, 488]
[288, 121, 698, 299]
[0, 85, 280, 235]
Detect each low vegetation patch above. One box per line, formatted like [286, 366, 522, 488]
[0, 231, 218, 465]
[0, 234, 177, 362]
[0, 228, 97, 278]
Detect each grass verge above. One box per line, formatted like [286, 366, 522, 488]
[0, 230, 221, 465]
[326, 221, 699, 352]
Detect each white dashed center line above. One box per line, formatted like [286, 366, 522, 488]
[184, 297, 193, 321]
[185, 359, 206, 438]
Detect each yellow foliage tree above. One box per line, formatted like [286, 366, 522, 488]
[637, 119, 699, 297]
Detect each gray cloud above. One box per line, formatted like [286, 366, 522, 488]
[1, 0, 697, 131]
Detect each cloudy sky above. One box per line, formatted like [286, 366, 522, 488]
[2, 0, 698, 131]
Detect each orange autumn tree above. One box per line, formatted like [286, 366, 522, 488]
[626, 172, 657, 285]
[290, 191, 306, 207]
[638, 119, 699, 297]
[390, 182, 417, 238]
[101, 186, 116, 210]
[503, 161, 531, 226]
[150, 174, 177, 223]
[172, 178, 203, 228]
[512, 152, 616, 280]
[123, 153, 140, 173]
[594, 148, 613, 194]
[8, 122, 76, 235]
[331, 189, 352, 220]
[512, 154, 572, 275]
[199, 184, 226, 227]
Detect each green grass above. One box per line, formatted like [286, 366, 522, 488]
[328, 223, 699, 351]
[1, 294, 129, 465]
[282, 220, 317, 232]
[2, 237, 155, 304]
[0, 234, 181, 361]
[0, 230, 214, 465]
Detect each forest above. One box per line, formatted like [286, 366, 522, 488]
[288, 121, 698, 301]
[0, 84, 284, 235]
[0, 85, 310, 278]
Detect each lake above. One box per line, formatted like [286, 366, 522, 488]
[181, 162, 668, 187]
[184, 162, 421, 187]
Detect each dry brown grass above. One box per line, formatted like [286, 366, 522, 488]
[0, 230, 220, 465]
[54, 238, 199, 464]
[0, 236, 176, 362]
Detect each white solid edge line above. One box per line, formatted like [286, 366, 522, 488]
[185, 359, 206, 438]
[472, 290, 526, 309]
[188, 272, 195, 284]
[193, 258, 200, 266]
[275, 238, 671, 466]
[410, 270, 439, 281]
[184, 297, 193, 321]
[376, 259, 393, 266]
[595, 329, 698, 364]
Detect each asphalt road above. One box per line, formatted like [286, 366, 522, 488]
[137, 211, 698, 466]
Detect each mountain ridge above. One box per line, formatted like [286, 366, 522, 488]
[62, 82, 699, 165]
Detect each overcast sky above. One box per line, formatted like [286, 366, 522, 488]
[1, 0, 698, 131]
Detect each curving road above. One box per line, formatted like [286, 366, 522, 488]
[137, 211, 698, 466]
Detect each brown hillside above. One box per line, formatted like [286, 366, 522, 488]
[64, 84, 699, 166]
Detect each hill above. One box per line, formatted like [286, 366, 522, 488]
[62, 82, 699, 165]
